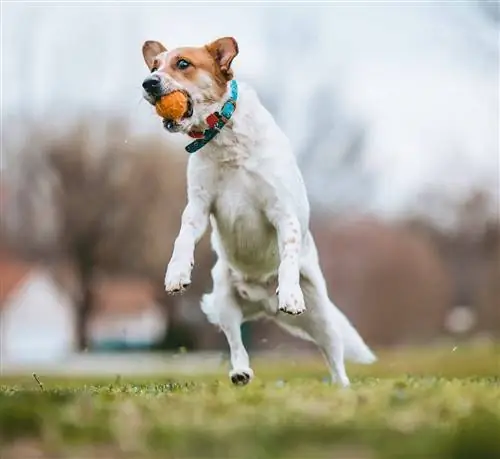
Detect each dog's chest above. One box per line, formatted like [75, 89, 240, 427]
[211, 166, 279, 274]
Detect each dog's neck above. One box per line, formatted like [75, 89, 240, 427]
[186, 81, 276, 162]
[188, 81, 237, 135]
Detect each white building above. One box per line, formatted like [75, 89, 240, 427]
[1, 262, 77, 365]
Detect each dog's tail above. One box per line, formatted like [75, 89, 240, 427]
[330, 304, 377, 364]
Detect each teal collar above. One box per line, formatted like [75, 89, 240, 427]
[185, 79, 238, 154]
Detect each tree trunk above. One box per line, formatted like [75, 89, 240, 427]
[154, 288, 197, 351]
[75, 243, 95, 352]
[76, 271, 93, 351]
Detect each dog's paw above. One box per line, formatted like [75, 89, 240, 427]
[164, 263, 192, 294]
[277, 284, 306, 315]
[328, 374, 351, 388]
[229, 367, 254, 386]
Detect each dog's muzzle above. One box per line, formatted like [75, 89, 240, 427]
[142, 76, 193, 132]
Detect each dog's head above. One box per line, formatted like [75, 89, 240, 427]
[141, 37, 239, 133]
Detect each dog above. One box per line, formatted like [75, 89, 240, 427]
[141, 36, 376, 386]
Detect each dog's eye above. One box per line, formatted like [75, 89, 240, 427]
[150, 67, 158, 73]
[176, 59, 191, 70]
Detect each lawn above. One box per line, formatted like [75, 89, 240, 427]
[1, 343, 499, 459]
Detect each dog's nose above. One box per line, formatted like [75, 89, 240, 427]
[142, 75, 161, 93]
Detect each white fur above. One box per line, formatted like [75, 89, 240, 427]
[163, 81, 376, 387]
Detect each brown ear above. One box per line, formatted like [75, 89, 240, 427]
[205, 37, 239, 80]
[142, 40, 167, 70]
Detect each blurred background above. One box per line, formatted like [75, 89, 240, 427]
[1, 1, 499, 372]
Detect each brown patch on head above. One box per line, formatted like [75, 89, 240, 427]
[171, 47, 229, 98]
[142, 40, 167, 70]
[143, 37, 239, 101]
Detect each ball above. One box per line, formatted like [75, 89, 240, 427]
[155, 91, 189, 121]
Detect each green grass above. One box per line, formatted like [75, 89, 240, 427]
[1, 344, 499, 459]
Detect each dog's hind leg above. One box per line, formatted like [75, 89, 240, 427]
[293, 261, 375, 386]
[278, 234, 375, 386]
[201, 260, 254, 385]
[300, 293, 351, 387]
[282, 276, 351, 387]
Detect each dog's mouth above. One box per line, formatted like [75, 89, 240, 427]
[156, 91, 193, 133]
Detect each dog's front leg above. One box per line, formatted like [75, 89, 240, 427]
[165, 199, 209, 294]
[269, 211, 306, 315]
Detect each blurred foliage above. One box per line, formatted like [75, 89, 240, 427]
[3, 117, 216, 350]
[5, 117, 190, 280]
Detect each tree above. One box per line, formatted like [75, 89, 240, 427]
[3, 117, 207, 350]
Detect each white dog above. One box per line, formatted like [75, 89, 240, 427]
[142, 36, 376, 386]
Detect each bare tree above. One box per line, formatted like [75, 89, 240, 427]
[4, 117, 204, 350]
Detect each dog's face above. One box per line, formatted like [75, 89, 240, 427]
[141, 37, 238, 133]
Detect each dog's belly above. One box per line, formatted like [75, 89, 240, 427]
[211, 197, 280, 277]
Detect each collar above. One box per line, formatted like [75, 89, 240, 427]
[185, 79, 238, 154]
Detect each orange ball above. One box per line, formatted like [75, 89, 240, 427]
[155, 91, 189, 120]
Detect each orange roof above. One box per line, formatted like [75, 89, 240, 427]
[0, 253, 36, 305]
[0, 247, 159, 315]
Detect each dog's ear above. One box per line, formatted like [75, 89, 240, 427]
[205, 37, 239, 80]
[142, 40, 167, 70]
